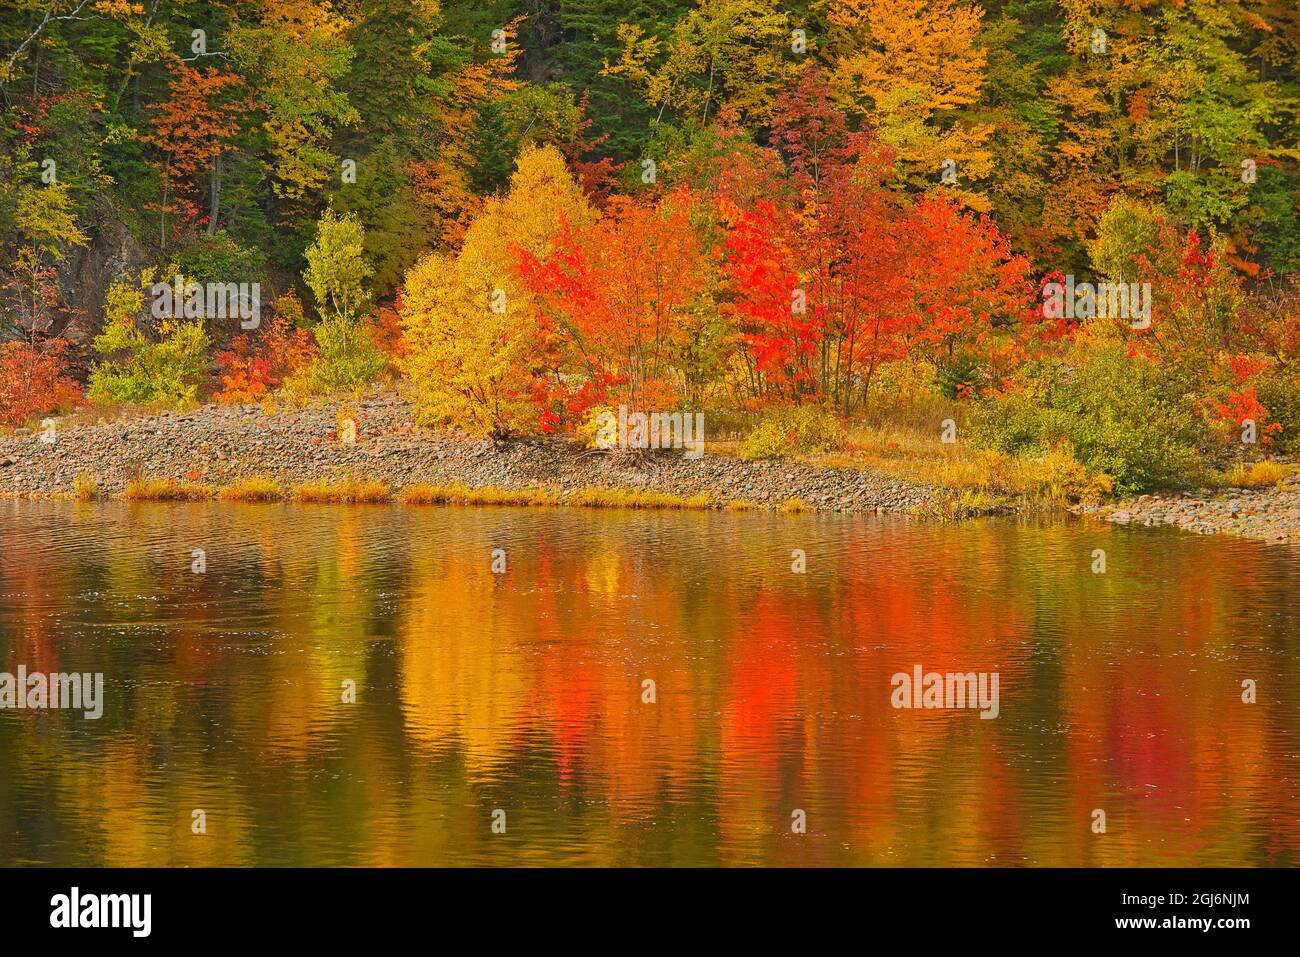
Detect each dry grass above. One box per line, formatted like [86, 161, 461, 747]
[807, 407, 1114, 512]
[1220, 460, 1291, 489]
[723, 498, 760, 511]
[291, 477, 391, 504]
[217, 476, 284, 502]
[399, 482, 559, 506]
[400, 482, 714, 510]
[124, 477, 213, 501]
[72, 473, 98, 502]
[777, 497, 812, 513]
[563, 486, 714, 510]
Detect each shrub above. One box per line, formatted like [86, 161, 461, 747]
[298, 313, 388, 393]
[214, 312, 316, 405]
[0, 338, 82, 426]
[169, 230, 266, 287]
[1249, 367, 1300, 453]
[1221, 460, 1289, 489]
[740, 404, 847, 460]
[88, 274, 209, 409]
[1016, 446, 1114, 503]
[969, 345, 1206, 495]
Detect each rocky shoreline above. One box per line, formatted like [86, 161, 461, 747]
[6, 393, 1300, 543]
[1076, 480, 1300, 545]
[0, 392, 933, 513]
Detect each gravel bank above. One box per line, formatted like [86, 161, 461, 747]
[1075, 478, 1300, 545]
[0, 392, 934, 513]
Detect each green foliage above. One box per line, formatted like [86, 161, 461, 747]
[168, 230, 266, 288]
[1089, 197, 1161, 282]
[741, 404, 847, 460]
[304, 209, 373, 324]
[328, 140, 431, 295]
[88, 275, 210, 409]
[299, 313, 389, 394]
[969, 345, 1207, 494]
[1253, 367, 1300, 455]
[297, 210, 384, 393]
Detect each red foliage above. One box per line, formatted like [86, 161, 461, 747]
[369, 305, 407, 361]
[721, 199, 823, 400]
[213, 317, 315, 404]
[517, 190, 714, 422]
[0, 339, 82, 426]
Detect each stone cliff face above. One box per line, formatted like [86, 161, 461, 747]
[54, 196, 148, 374]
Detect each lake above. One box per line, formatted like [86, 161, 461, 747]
[1, 501, 1296, 866]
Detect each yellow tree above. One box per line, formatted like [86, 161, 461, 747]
[228, 0, 358, 213]
[1041, 1, 1152, 246]
[401, 145, 595, 437]
[825, 0, 992, 207]
[605, 0, 795, 126]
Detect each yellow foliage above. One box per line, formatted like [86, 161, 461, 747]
[825, 0, 992, 205]
[401, 145, 594, 437]
[217, 476, 285, 502]
[291, 477, 391, 504]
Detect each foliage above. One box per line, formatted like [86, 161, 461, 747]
[214, 312, 317, 405]
[969, 343, 1207, 494]
[0, 338, 82, 426]
[401, 144, 595, 437]
[87, 274, 210, 409]
[741, 404, 848, 460]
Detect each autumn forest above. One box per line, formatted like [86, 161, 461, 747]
[1, 0, 1299, 498]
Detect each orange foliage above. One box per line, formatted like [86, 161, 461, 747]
[213, 303, 315, 404]
[0, 338, 82, 426]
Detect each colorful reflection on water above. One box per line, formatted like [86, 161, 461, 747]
[1, 500, 1296, 866]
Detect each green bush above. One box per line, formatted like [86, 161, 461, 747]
[968, 345, 1206, 495]
[169, 230, 266, 287]
[88, 320, 210, 408]
[87, 274, 211, 408]
[741, 404, 847, 460]
[299, 314, 387, 394]
[1253, 367, 1300, 454]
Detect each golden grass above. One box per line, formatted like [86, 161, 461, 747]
[217, 476, 284, 502]
[400, 482, 559, 507]
[399, 483, 713, 510]
[914, 489, 1011, 521]
[777, 497, 812, 513]
[291, 477, 391, 504]
[563, 486, 714, 510]
[124, 477, 213, 501]
[1221, 460, 1290, 489]
[72, 472, 98, 502]
[810, 408, 1115, 513]
[723, 498, 760, 511]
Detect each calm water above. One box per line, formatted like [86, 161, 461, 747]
[0, 500, 1296, 867]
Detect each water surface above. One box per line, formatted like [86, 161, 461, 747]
[1, 501, 1296, 866]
